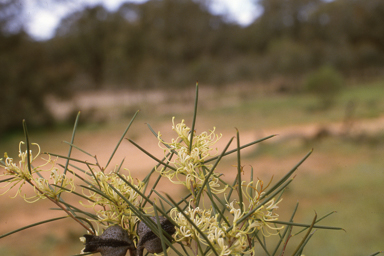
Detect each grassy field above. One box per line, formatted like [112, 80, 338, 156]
[0, 80, 383, 255]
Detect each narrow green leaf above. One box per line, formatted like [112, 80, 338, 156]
[53, 200, 98, 222]
[142, 152, 174, 207]
[159, 198, 166, 212]
[115, 158, 125, 174]
[272, 202, 299, 256]
[297, 230, 316, 256]
[154, 205, 168, 256]
[51, 204, 97, 221]
[291, 212, 317, 256]
[63, 111, 82, 177]
[278, 225, 293, 256]
[105, 110, 139, 169]
[147, 122, 175, 149]
[250, 166, 254, 199]
[235, 128, 244, 212]
[80, 185, 113, 204]
[47, 153, 97, 165]
[196, 238, 205, 256]
[22, 120, 32, 174]
[180, 243, 191, 256]
[85, 163, 102, 189]
[142, 173, 161, 206]
[0, 216, 67, 239]
[203, 174, 226, 227]
[62, 141, 94, 158]
[218, 174, 238, 223]
[142, 155, 169, 185]
[116, 173, 155, 207]
[152, 190, 174, 208]
[57, 164, 87, 184]
[294, 211, 338, 236]
[146, 122, 159, 138]
[368, 252, 383, 256]
[58, 162, 90, 178]
[51, 184, 95, 203]
[269, 220, 343, 231]
[189, 82, 199, 154]
[261, 150, 312, 201]
[116, 173, 176, 227]
[255, 233, 271, 256]
[166, 193, 192, 214]
[196, 137, 234, 205]
[127, 139, 176, 171]
[205, 134, 276, 163]
[0, 177, 14, 183]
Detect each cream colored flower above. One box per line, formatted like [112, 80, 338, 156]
[1, 141, 40, 181]
[82, 168, 145, 237]
[240, 180, 284, 236]
[170, 205, 216, 244]
[157, 117, 225, 195]
[30, 168, 75, 202]
[171, 204, 253, 255]
[1, 142, 74, 202]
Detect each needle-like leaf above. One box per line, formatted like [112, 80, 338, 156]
[189, 82, 199, 154]
[195, 136, 233, 204]
[47, 153, 97, 165]
[235, 128, 244, 212]
[153, 205, 168, 256]
[261, 150, 312, 201]
[127, 139, 176, 171]
[22, 120, 32, 174]
[205, 134, 276, 163]
[105, 110, 139, 169]
[271, 202, 299, 256]
[290, 212, 317, 256]
[0, 216, 67, 239]
[62, 141, 94, 158]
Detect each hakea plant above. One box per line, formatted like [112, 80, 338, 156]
[3, 84, 375, 256]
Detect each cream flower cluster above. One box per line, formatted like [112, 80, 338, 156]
[242, 180, 283, 237]
[170, 204, 252, 256]
[0, 141, 74, 202]
[170, 179, 283, 255]
[157, 118, 225, 194]
[82, 169, 145, 236]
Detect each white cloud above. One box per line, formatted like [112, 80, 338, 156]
[210, 0, 260, 26]
[25, 0, 259, 40]
[26, 10, 60, 40]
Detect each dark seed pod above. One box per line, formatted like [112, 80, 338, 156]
[136, 216, 176, 256]
[83, 225, 134, 256]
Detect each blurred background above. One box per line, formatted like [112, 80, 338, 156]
[0, 0, 383, 255]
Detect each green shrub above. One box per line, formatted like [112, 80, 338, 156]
[304, 65, 344, 108]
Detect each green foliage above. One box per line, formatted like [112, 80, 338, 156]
[266, 38, 314, 74]
[2, 0, 384, 133]
[304, 65, 344, 108]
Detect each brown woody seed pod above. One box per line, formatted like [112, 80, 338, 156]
[136, 216, 176, 256]
[83, 225, 134, 256]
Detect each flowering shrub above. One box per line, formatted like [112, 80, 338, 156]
[0, 85, 353, 256]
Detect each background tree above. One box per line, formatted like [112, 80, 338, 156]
[1, 0, 384, 135]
